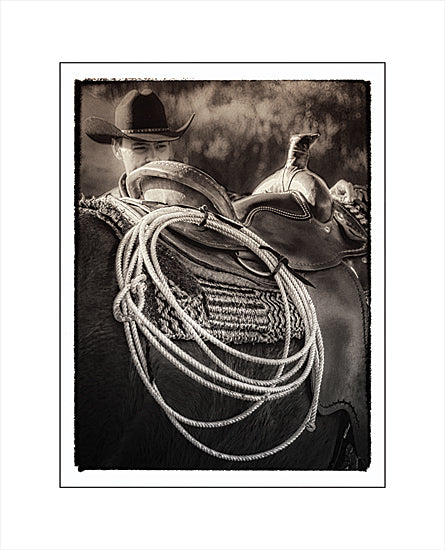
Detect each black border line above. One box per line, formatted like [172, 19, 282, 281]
[59, 61, 386, 489]
[59, 62, 62, 488]
[383, 62, 387, 488]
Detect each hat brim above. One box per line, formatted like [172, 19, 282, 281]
[84, 114, 195, 144]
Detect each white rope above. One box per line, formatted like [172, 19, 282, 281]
[113, 204, 324, 460]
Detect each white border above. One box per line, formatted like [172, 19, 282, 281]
[61, 62, 385, 488]
[2, 2, 444, 549]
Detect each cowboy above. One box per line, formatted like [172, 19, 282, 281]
[84, 89, 194, 197]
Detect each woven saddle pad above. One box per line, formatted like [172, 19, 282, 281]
[79, 195, 304, 345]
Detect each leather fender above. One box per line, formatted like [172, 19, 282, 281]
[309, 262, 370, 467]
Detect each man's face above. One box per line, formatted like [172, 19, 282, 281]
[113, 138, 173, 174]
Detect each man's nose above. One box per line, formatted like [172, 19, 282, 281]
[145, 145, 159, 162]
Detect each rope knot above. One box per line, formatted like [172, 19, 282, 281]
[113, 274, 147, 323]
[113, 306, 133, 324]
[130, 274, 147, 293]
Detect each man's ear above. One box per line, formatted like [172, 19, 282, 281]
[111, 139, 122, 160]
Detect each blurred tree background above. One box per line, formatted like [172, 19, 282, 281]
[76, 79, 370, 197]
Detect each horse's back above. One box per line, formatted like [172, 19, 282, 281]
[75, 209, 348, 470]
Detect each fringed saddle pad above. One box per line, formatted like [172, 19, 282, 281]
[79, 196, 304, 345]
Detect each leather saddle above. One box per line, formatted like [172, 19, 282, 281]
[120, 159, 370, 467]
[125, 160, 368, 283]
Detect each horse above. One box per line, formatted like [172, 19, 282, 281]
[75, 154, 370, 471]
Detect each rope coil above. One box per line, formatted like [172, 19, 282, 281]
[113, 204, 325, 461]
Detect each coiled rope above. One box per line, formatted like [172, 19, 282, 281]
[113, 204, 324, 461]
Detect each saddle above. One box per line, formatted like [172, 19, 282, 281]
[99, 158, 370, 466]
[126, 160, 368, 286]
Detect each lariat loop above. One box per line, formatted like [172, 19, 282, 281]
[113, 204, 325, 461]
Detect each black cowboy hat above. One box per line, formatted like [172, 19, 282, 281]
[84, 89, 195, 144]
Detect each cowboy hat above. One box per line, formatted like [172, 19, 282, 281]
[84, 89, 194, 144]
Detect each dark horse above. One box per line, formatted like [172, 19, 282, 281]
[75, 156, 370, 471]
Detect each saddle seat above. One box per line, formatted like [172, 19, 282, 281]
[232, 191, 367, 272]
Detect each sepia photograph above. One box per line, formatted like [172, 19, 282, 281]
[72, 73, 374, 477]
[2, 1, 443, 548]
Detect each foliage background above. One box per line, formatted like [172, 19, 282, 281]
[77, 79, 370, 197]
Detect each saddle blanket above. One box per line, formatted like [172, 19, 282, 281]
[79, 196, 304, 345]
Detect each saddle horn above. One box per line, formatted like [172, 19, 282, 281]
[285, 133, 320, 170]
[252, 133, 333, 223]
